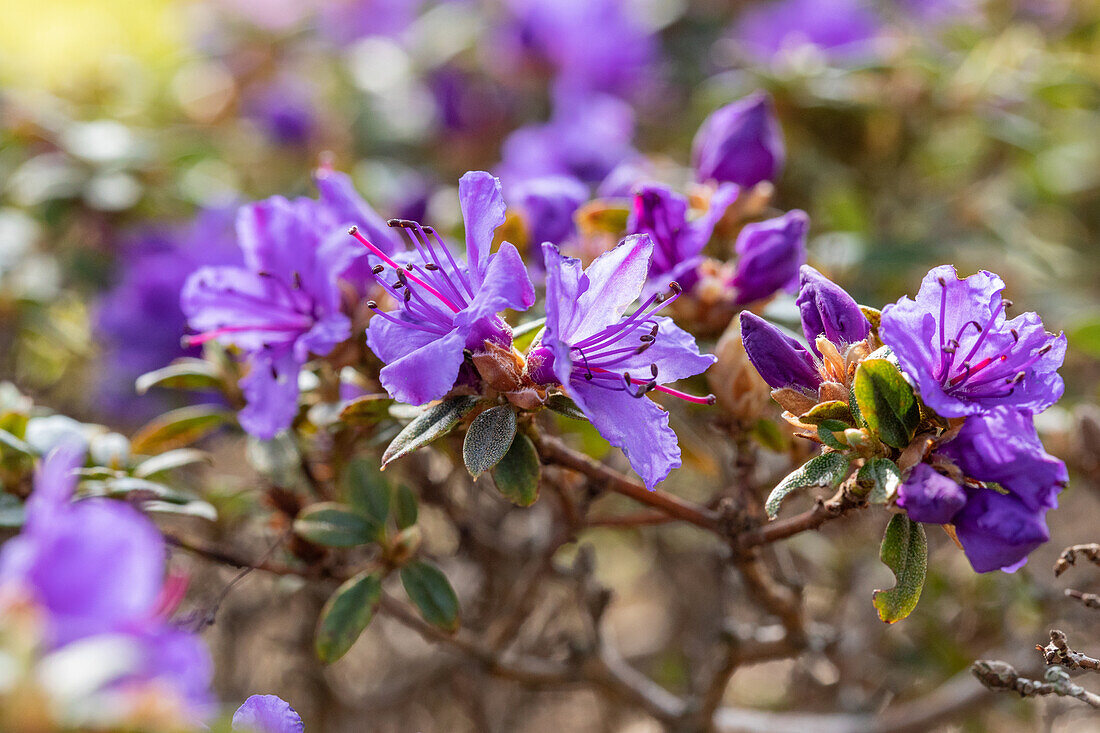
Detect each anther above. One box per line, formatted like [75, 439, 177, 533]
[650, 363, 659, 377]
[669, 281, 682, 294]
[292, 272, 302, 290]
[425, 263, 439, 270]
[366, 300, 379, 309]
[372, 264, 385, 275]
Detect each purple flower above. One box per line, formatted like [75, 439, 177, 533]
[510, 175, 589, 254]
[244, 78, 315, 146]
[499, 0, 656, 96]
[731, 0, 883, 65]
[499, 88, 637, 186]
[0, 444, 213, 717]
[880, 265, 1066, 418]
[693, 92, 785, 188]
[233, 695, 304, 733]
[739, 311, 821, 392]
[360, 171, 536, 405]
[952, 489, 1050, 574]
[796, 264, 870, 352]
[182, 171, 384, 438]
[527, 236, 715, 489]
[895, 464, 966, 524]
[728, 210, 808, 305]
[316, 0, 422, 46]
[96, 207, 242, 415]
[628, 183, 740, 295]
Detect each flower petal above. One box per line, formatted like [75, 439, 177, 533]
[614, 315, 716, 384]
[570, 234, 652, 343]
[239, 349, 302, 439]
[377, 329, 467, 406]
[459, 171, 507, 286]
[233, 695, 304, 733]
[452, 242, 536, 342]
[953, 489, 1049, 573]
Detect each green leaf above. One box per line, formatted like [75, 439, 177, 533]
[800, 400, 854, 426]
[294, 503, 380, 547]
[394, 485, 418, 529]
[462, 406, 517, 478]
[511, 318, 546, 353]
[143, 499, 218, 522]
[0, 429, 34, 457]
[97, 477, 193, 504]
[873, 514, 927, 624]
[853, 359, 920, 449]
[130, 405, 235, 455]
[381, 396, 483, 468]
[816, 419, 850, 450]
[545, 394, 587, 421]
[749, 418, 788, 452]
[135, 359, 222, 395]
[765, 452, 850, 519]
[401, 560, 460, 631]
[856, 457, 902, 504]
[316, 570, 383, 663]
[492, 433, 540, 506]
[339, 394, 394, 425]
[346, 459, 390, 525]
[132, 449, 210, 478]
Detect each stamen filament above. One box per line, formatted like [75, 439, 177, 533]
[350, 227, 460, 313]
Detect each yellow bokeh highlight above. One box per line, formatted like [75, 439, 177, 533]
[0, 0, 185, 91]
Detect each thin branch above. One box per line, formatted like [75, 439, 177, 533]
[1054, 543, 1100, 577]
[586, 511, 679, 528]
[1039, 629, 1100, 671]
[1065, 588, 1100, 610]
[972, 660, 1100, 709]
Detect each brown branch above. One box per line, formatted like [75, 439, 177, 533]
[586, 511, 679, 528]
[1039, 629, 1100, 671]
[534, 433, 722, 532]
[1054, 543, 1100, 577]
[973, 660, 1100, 709]
[163, 529, 306, 577]
[736, 485, 864, 551]
[1065, 588, 1100, 610]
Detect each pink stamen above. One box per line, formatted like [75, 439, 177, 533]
[949, 354, 1008, 386]
[151, 571, 190, 620]
[183, 322, 309, 347]
[349, 227, 460, 313]
[588, 366, 715, 405]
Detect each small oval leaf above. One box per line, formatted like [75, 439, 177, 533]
[856, 457, 902, 504]
[545, 394, 587, 421]
[135, 359, 223, 395]
[462, 406, 517, 478]
[873, 514, 927, 624]
[853, 359, 920, 450]
[346, 459, 390, 524]
[316, 570, 383, 663]
[132, 449, 210, 478]
[394, 485, 418, 530]
[765, 452, 850, 519]
[339, 394, 394, 425]
[492, 433, 540, 506]
[130, 405, 235, 455]
[401, 560, 460, 631]
[294, 503, 379, 547]
[382, 396, 483, 468]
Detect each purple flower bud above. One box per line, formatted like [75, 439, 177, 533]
[729, 210, 807, 306]
[739, 311, 820, 391]
[895, 464, 967, 525]
[796, 265, 870, 351]
[692, 92, 785, 187]
[510, 175, 588, 256]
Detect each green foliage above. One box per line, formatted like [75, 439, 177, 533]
[856, 458, 902, 504]
[294, 503, 381, 547]
[381, 396, 483, 468]
[394, 485, 418, 530]
[135, 359, 223, 395]
[873, 514, 928, 624]
[316, 570, 384, 663]
[765, 452, 850, 519]
[345, 459, 391, 525]
[853, 359, 921, 450]
[545, 394, 588, 421]
[401, 560, 460, 631]
[462, 405, 517, 478]
[130, 405, 235, 455]
[492, 433, 540, 506]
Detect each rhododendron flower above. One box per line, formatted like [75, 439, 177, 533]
[359, 171, 536, 405]
[693, 92, 784, 188]
[234, 695, 304, 733]
[728, 210, 808, 306]
[880, 265, 1066, 418]
[731, 0, 883, 65]
[526, 236, 715, 489]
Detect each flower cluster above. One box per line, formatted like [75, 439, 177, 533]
[741, 264, 1067, 573]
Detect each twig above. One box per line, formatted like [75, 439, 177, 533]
[163, 529, 306, 577]
[736, 485, 864, 551]
[1039, 629, 1100, 671]
[1065, 588, 1100, 610]
[1054, 543, 1100, 577]
[972, 660, 1100, 709]
[586, 511, 678, 528]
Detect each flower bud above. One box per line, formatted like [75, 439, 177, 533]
[796, 265, 870, 353]
[707, 317, 773, 420]
[692, 91, 784, 187]
[729, 210, 807, 306]
[739, 311, 820, 392]
[896, 464, 967, 525]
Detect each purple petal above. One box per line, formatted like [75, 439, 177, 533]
[569, 234, 652, 342]
[238, 349, 302, 439]
[895, 464, 966, 525]
[233, 695, 304, 733]
[452, 242, 536, 342]
[509, 175, 588, 254]
[569, 379, 681, 490]
[730, 209, 808, 306]
[613, 315, 716, 384]
[181, 267, 307, 353]
[377, 329, 467, 406]
[314, 168, 400, 256]
[540, 242, 585, 359]
[953, 489, 1049, 573]
[23, 442, 86, 524]
[692, 92, 785, 187]
[366, 312, 447, 366]
[739, 312, 821, 391]
[796, 265, 870, 351]
[459, 171, 507, 286]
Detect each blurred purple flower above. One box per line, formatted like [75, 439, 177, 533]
[731, 0, 884, 64]
[361, 171, 535, 405]
[233, 695, 304, 733]
[880, 265, 1066, 418]
[510, 175, 589, 254]
[499, 0, 656, 96]
[693, 92, 785, 188]
[316, 0, 422, 46]
[499, 89, 637, 186]
[182, 171, 387, 438]
[0, 444, 213, 718]
[244, 78, 315, 146]
[728, 210, 808, 306]
[527, 236, 715, 489]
